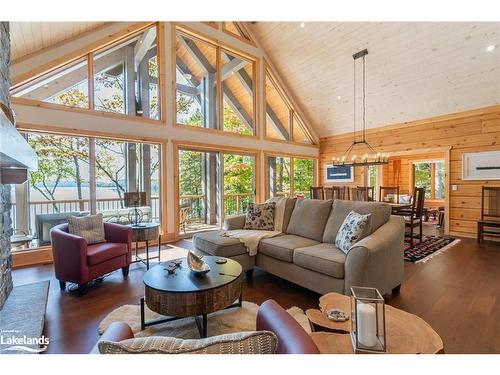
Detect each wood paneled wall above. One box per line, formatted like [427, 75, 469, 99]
[319, 105, 500, 238]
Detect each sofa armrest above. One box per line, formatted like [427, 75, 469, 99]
[104, 222, 132, 245]
[256, 299, 319, 354]
[344, 215, 405, 295]
[90, 322, 135, 354]
[223, 214, 246, 230]
[50, 224, 88, 284]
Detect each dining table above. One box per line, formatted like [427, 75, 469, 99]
[388, 202, 412, 214]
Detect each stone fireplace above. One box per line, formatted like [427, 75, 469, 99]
[0, 21, 13, 310]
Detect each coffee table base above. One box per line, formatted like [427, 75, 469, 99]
[140, 295, 242, 338]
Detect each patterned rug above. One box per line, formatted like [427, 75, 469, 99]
[404, 235, 460, 263]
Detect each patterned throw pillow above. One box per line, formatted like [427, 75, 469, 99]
[68, 213, 106, 245]
[98, 331, 277, 354]
[243, 202, 276, 230]
[335, 210, 371, 253]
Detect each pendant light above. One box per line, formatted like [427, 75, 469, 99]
[332, 49, 388, 168]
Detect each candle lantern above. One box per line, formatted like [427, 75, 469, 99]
[350, 286, 386, 353]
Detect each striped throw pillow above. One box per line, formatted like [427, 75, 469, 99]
[98, 331, 277, 354]
[68, 214, 106, 245]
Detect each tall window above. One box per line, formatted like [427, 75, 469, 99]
[11, 58, 89, 108]
[267, 156, 291, 198]
[367, 165, 379, 200]
[293, 158, 314, 198]
[175, 27, 257, 136]
[413, 160, 445, 199]
[221, 50, 255, 135]
[223, 154, 255, 216]
[10, 131, 162, 251]
[175, 32, 218, 128]
[222, 22, 253, 43]
[11, 24, 161, 120]
[93, 25, 159, 119]
[265, 72, 290, 141]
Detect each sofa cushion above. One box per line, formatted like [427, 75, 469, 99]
[286, 199, 333, 241]
[243, 202, 276, 230]
[322, 200, 391, 244]
[192, 230, 247, 257]
[335, 211, 372, 253]
[87, 242, 128, 266]
[68, 213, 106, 245]
[293, 243, 346, 279]
[266, 197, 297, 232]
[98, 331, 277, 354]
[259, 234, 319, 262]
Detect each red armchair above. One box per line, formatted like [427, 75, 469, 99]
[50, 222, 132, 296]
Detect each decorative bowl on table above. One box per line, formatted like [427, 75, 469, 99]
[187, 251, 211, 276]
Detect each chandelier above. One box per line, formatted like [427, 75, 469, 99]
[332, 49, 388, 168]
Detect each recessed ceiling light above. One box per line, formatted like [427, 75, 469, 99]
[486, 44, 496, 52]
[300, 22, 305, 28]
[337, 95, 342, 100]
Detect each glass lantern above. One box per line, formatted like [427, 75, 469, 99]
[350, 286, 386, 353]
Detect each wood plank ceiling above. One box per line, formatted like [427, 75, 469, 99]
[9, 22, 107, 62]
[250, 22, 500, 137]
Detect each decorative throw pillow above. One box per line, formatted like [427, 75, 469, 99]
[68, 213, 106, 245]
[243, 202, 276, 230]
[98, 331, 277, 354]
[335, 210, 371, 253]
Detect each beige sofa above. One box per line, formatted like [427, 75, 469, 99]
[193, 199, 404, 296]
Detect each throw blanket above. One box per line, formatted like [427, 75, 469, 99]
[222, 230, 281, 256]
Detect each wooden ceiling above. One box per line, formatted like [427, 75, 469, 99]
[250, 22, 500, 137]
[9, 22, 107, 62]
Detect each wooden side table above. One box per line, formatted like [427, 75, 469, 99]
[127, 223, 160, 270]
[306, 292, 444, 354]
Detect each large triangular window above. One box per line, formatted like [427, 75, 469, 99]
[265, 66, 314, 144]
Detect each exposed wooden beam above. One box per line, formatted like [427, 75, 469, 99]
[221, 57, 248, 81]
[178, 35, 215, 74]
[176, 83, 199, 97]
[134, 27, 156, 68]
[222, 83, 253, 130]
[266, 108, 290, 140]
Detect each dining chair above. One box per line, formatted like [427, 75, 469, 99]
[352, 186, 374, 201]
[477, 186, 500, 243]
[323, 186, 334, 200]
[379, 186, 400, 203]
[394, 187, 425, 248]
[310, 187, 324, 200]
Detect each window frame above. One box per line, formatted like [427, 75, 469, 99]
[412, 159, 446, 200]
[264, 63, 315, 145]
[264, 152, 318, 200]
[10, 22, 164, 123]
[173, 24, 259, 138]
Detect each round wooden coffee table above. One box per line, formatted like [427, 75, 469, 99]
[141, 256, 243, 337]
[306, 292, 444, 354]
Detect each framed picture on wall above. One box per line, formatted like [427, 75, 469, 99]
[462, 151, 500, 180]
[325, 164, 354, 183]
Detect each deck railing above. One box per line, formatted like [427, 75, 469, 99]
[10, 193, 255, 233]
[10, 196, 160, 233]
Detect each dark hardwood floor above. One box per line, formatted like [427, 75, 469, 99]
[11, 229, 500, 354]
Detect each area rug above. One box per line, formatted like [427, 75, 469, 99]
[99, 301, 311, 338]
[404, 235, 460, 263]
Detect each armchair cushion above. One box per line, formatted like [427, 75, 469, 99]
[68, 213, 105, 245]
[98, 331, 277, 354]
[87, 243, 128, 266]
